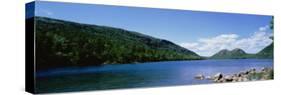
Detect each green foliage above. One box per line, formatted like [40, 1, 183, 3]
[32, 17, 202, 70]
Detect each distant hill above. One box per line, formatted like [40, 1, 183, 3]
[211, 48, 253, 59]
[29, 17, 202, 70]
[211, 43, 273, 59]
[256, 43, 273, 58]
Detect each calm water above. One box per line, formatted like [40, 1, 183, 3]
[36, 59, 273, 93]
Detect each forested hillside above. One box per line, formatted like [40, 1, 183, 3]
[30, 17, 202, 70]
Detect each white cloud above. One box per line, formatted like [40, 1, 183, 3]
[179, 25, 273, 56]
[259, 25, 270, 31]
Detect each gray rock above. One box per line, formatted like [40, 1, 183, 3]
[249, 68, 256, 74]
[206, 76, 213, 80]
[195, 74, 205, 80]
[261, 67, 266, 72]
[237, 77, 243, 82]
[224, 75, 233, 82]
[245, 70, 250, 74]
[232, 76, 239, 82]
[214, 73, 223, 80]
[261, 67, 271, 72]
[242, 77, 249, 81]
[251, 68, 256, 72]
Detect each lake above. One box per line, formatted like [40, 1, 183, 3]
[36, 59, 273, 93]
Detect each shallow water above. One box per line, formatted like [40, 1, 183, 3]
[36, 59, 273, 93]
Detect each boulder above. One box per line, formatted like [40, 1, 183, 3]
[242, 77, 249, 81]
[213, 73, 224, 83]
[261, 67, 271, 72]
[251, 68, 256, 72]
[261, 67, 266, 72]
[245, 70, 250, 75]
[232, 76, 239, 82]
[195, 74, 205, 80]
[238, 71, 245, 76]
[224, 75, 233, 82]
[205, 76, 213, 80]
[237, 77, 243, 82]
[214, 73, 223, 80]
[249, 68, 256, 74]
[213, 78, 223, 83]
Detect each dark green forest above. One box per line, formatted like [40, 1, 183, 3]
[31, 17, 202, 70]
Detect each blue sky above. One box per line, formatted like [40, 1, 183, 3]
[30, 1, 273, 56]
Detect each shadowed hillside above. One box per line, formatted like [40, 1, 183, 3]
[30, 17, 202, 70]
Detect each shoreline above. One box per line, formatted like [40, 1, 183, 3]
[195, 67, 274, 82]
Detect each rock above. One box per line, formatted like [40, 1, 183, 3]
[245, 70, 250, 75]
[261, 67, 266, 72]
[237, 73, 242, 77]
[214, 78, 224, 83]
[261, 67, 271, 72]
[242, 77, 249, 81]
[213, 73, 224, 83]
[224, 75, 233, 82]
[195, 74, 205, 80]
[238, 71, 245, 76]
[237, 77, 243, 82]
[196, 67, 273, 83]
[232, 76, 239, 82]
[214, 73, 223, 80]
[206, 76, 213, 80]
[251, 68, 256, 72]
[249, 68, 256, 74]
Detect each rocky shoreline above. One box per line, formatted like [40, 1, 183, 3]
[195, 67, 273, 83]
